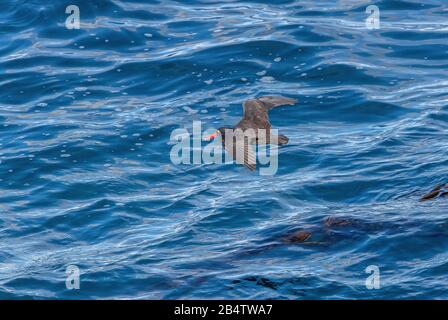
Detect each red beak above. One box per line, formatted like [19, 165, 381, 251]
[204, 131, 219, 141]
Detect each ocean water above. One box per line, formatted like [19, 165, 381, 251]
[1, 0, 448, 300]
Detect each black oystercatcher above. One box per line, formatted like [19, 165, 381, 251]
[205, 96, 297, 171]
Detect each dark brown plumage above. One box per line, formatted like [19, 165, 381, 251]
[420, 184, 448, 201]
[206, 96, 297, 171]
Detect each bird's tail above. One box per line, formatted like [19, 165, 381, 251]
[269, 134, 289, 145]
[278, 135, 289, 145]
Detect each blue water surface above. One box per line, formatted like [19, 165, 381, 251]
[1, 0, 448, 299]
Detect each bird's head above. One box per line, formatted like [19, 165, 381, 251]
[203, 127, 229, 141]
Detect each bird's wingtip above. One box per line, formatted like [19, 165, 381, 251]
[257, 96, 298, 109]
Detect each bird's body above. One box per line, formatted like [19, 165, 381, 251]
[206, 96, 297, 171]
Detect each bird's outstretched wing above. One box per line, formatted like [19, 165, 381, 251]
[420, 184, 448, 201]
[242, 96, 297, 124]
[256, 96, 297, 110]
[223, 133, 257, 171]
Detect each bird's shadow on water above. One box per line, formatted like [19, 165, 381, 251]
[170, 208, 448, 298]
[217, 216, 382, 262]
[226, 209, 442, 262]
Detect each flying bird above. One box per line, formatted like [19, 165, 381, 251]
[205, 96, 297, 171]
